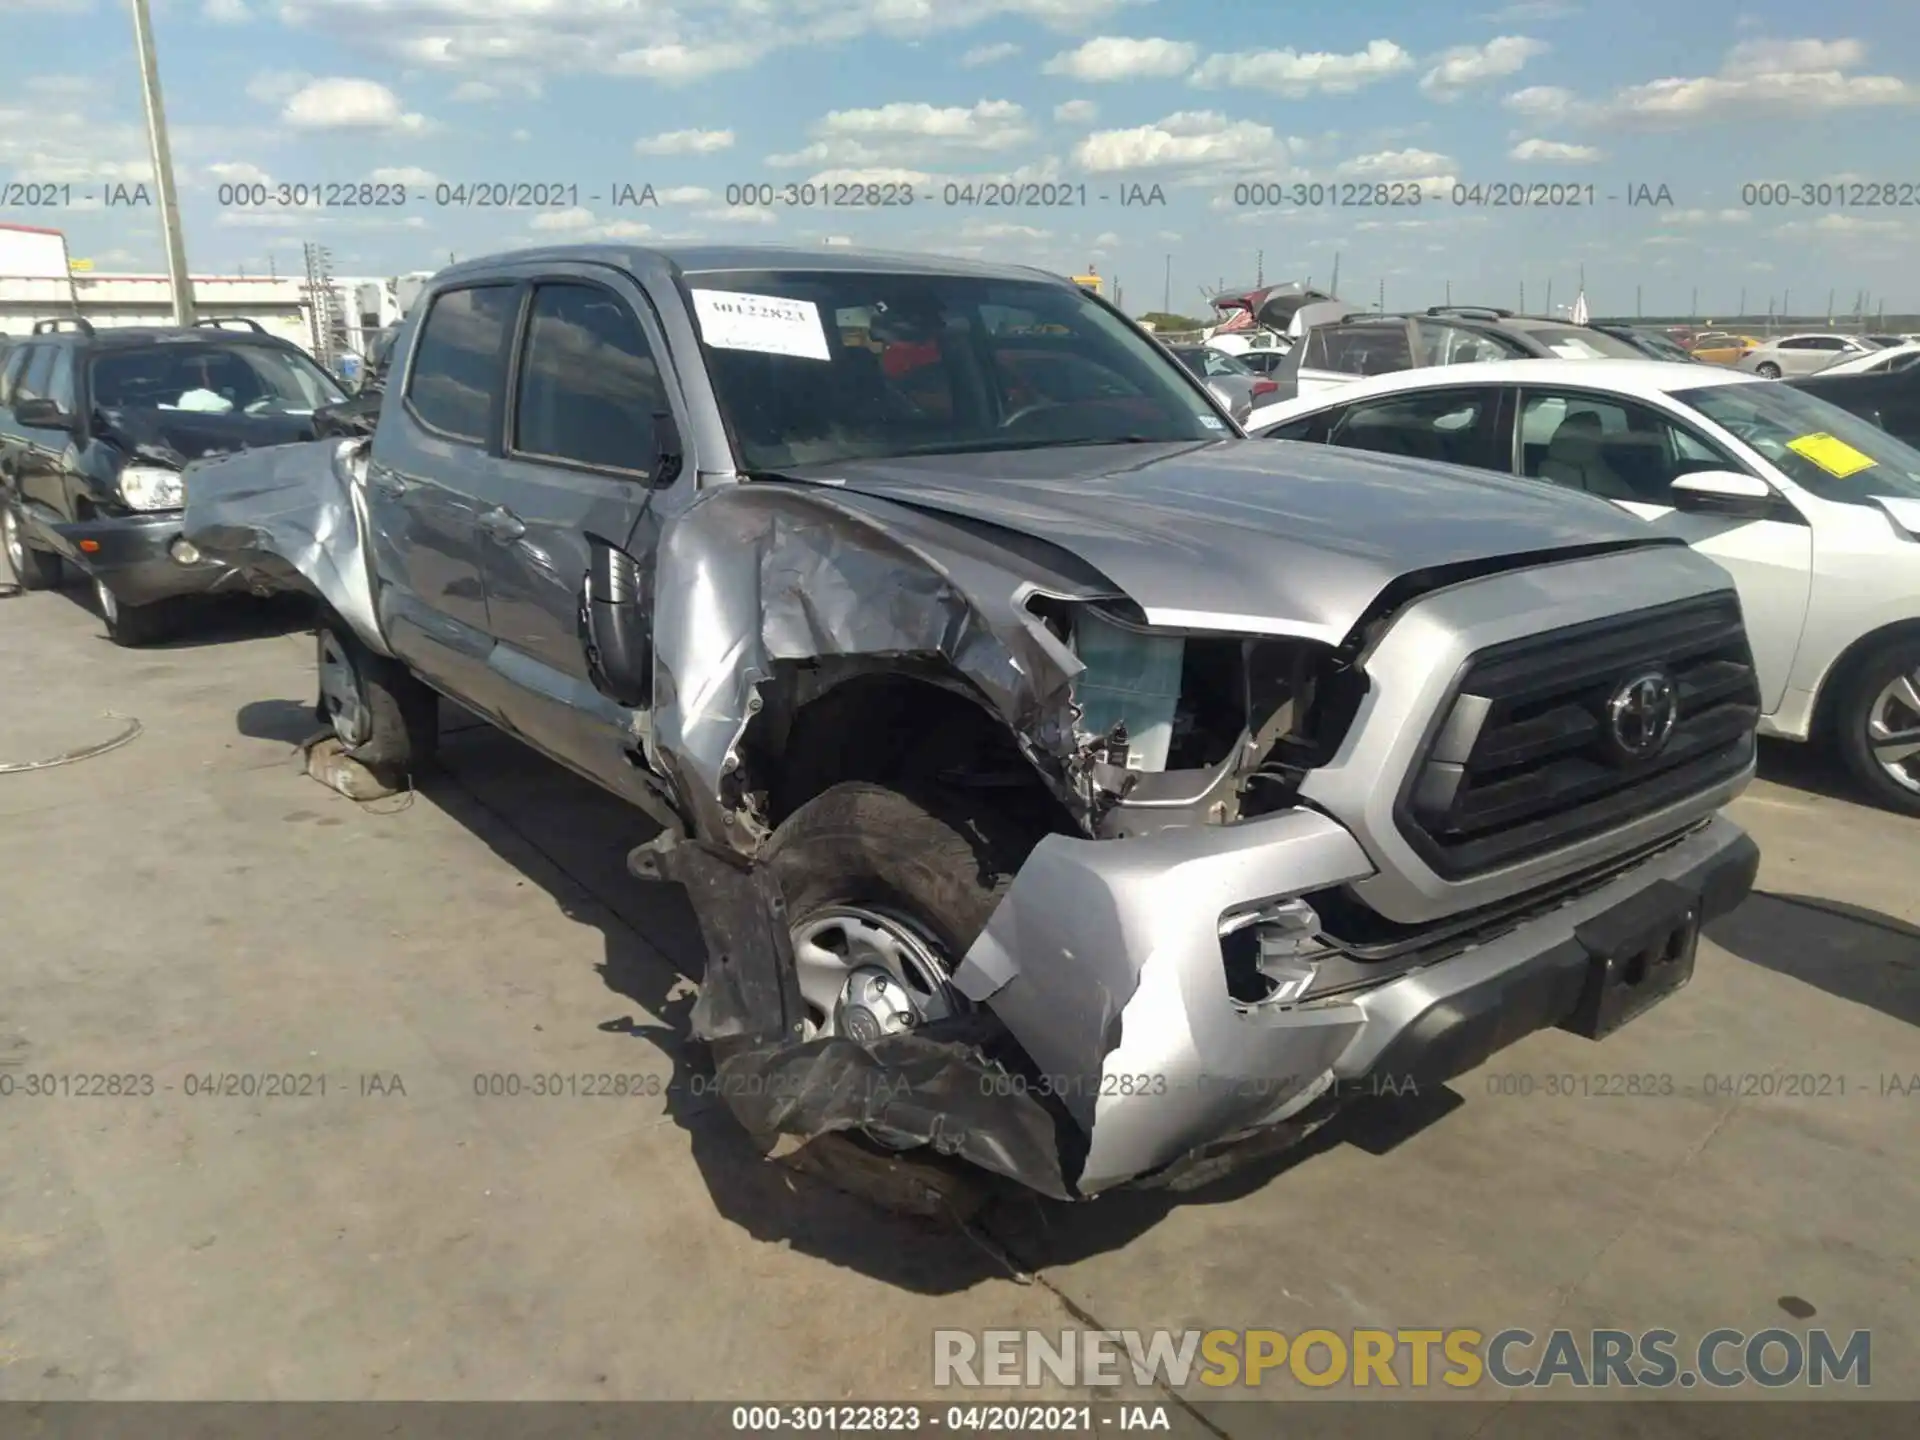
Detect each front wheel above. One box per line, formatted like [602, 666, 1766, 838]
[95, 577, 173, 647]
[763, 782, 1036, 1042]
[1833, 639, 1920, 816]
[1755, 362, 1781, 379]
[315, 620, 439, 780]
[2, 500, 62, 591]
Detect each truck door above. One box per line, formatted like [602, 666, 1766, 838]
[475, 270, 678, 797]
[365, 282, 518, 706]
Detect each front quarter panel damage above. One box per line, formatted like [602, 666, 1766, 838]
[648, 481, 1117, 850]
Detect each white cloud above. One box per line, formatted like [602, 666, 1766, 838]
[961, 41, 1021, 67]
[526, 208, 657, 241]
[611, 41, 767, 82]
[960, 220, 1050, 240]
[1508, 36, 1915, 128]
[1508, 137, 1602, 162]
[450, 81, 500, 102]
[1054, 98, 1098, 123]
[1660, 208, 1752, 224]
[202, 0, 250, 22]
[1420, 36, 1548, 99]
[804, 167, 935, 188]
[530, 207, 596, 232]
[511, 128, 531, 142]
[205, 161, 272, 186]
[1073, 110, 1302, 179]
[245, 70, 311, 105]
[635, 128, 735, 155]
[1094, 230, 1120, 245]
[768, 100, 1033, 168]
[1043, 36, 1196, 81]
[369, 165, 437, 186]
[694, 204, 779, 225]
[1335, 148, 1454, 178]
[282, 78, 427, 133]
[1191, 39, 1416, 96]
[656, 185, 714, 204]
[1480, 2, 1579, 19]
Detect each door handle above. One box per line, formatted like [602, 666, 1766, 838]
[479, 507, 526, 542]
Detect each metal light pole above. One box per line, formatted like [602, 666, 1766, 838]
[130, 0, 195, 325]
[1162, 254, 1171, 315]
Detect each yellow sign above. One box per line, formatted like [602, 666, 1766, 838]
[1787, 432, 1877, 478]
[69, 259, 93, 272]
[1072, 274, 1101, 292]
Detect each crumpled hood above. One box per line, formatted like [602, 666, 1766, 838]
[96, 406, 319, 467]
[794, 439, 1672, 643]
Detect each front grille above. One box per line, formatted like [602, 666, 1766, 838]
[1398, 594, 1758, 878]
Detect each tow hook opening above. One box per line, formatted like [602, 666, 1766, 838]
[1220, 897, 1328, 1007]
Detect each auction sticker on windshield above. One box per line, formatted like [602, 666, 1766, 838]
[1788, 432, 1878, 478]
[690, 289, 831, 361]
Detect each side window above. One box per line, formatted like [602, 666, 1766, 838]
[1416, 323, 1521, 366]
[1811, 337, 1848, 350]
[44, 349, 77, 412]
[1259, 414, 1322, 441]
[1326, 388, 1493, 466]
[1304, 325, 1413, 378]
[511, 283, 666, 473]
[0, 345, 31, 406]
[406, 284, 518, 443]
[1778, 338, 1813, 351]
[1519, 391, 1736, 503]
[15, 346, 54, 404]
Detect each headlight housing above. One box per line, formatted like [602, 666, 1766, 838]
[118, 465, 186, 511]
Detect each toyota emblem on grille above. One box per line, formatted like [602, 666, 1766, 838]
[1607, 671, 1679, 761]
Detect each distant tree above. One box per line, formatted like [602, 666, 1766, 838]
[1138, 311, 1206, 332]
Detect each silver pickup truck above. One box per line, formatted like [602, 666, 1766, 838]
[184, 244, 1762, 1199]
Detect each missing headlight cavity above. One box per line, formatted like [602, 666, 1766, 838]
[1067, 605, 1366, 833]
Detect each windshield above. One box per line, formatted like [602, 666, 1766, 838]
[1677, 380, 1920, 503]
[90, 342, 345, 415]
[1518, 326, 1645, 360]
[683, 270, 1224, 469]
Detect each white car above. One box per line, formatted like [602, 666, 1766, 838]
[1809, 341, 1920, 378]
[1736, 333, 1878, 378]
[1246, 359, 1920, 814]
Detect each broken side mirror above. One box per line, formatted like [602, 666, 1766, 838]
[581, 537, 651, 708]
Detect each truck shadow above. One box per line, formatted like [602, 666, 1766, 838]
[1708, 891, 1920, 1027]
[393, 717, 1488, 1291]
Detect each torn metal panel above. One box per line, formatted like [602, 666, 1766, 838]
[648, 482, 1119, 850]
[633, 830, 1073, 1201]
[951, 804, 1376, 1193]
[181, 437, 391, 657]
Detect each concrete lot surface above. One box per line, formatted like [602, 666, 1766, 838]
[1, 574, 1915, 1416]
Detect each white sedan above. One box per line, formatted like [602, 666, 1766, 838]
[1246, 359, 1920, 814]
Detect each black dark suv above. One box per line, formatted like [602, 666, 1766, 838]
[1267, 305, 1647, 402]
[0, 317, 344, 643]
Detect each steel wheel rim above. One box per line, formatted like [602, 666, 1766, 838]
[93, 578, 118, 624]
[1867, 667, 1920, 795]
[317, 631, 373, 747]
[789, 904, 957, 1041]
[2, 506, 23, 575]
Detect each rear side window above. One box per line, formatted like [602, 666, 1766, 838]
[511, 283, 666, 474]
[15, 345, 54, 404]
[0, 345, 31, 405]
[406, 284, 518, 443]
[1328, 388, 1496, 467]
[44, 349, 77, 412]
[1304, 324, 1412, 378]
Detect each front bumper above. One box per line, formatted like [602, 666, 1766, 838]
[52, 512, 246, 607]
[956, 811, 1758, 1194]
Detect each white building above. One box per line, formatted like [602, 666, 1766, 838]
[0, 223, 423, 364]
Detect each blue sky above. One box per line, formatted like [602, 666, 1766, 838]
[3, 0, 1917, 317]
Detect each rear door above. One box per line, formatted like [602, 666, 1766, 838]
[479, 269, 679, 789]
[367, 281, 519, 705]
[1510, 384, 1812, 713]
[1320, 385, 1506, 468]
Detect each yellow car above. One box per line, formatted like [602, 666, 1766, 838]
[1688, 331, 1761, 366]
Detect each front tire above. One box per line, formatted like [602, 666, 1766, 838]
[1755, 362, 1781, 379]
[95, 578, 173, 647]
[763, 783, 1035, 1040]
[314, 620, 439, 779]
[2, 500, 62, 591]
[1833, 638, 1920, 816]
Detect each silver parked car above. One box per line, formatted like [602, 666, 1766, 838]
[1170, 343, 1263, 421]
[180, 244, 1760, 1200]
[1736, 332, 1878, 378]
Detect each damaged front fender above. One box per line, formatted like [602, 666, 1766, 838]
[181, 437, 391, 657]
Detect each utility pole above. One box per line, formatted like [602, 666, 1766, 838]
[130, 0, 195, 325]
[1783, 288, 1791, 320]
[1738, 287, 1746, 317]
[1826, 288, 1835, 323]
[1520, 280, 1526, 312]
[1635, 285, 1642, 317]
[1255, 249, 1264, 287]
[1163, 254, 1171, 314]
[1445, 279, 1452, 305]
[1377, 277, 1385, 312]
[1546, 278, 1553, 315]
[1690, 286, 1697, 319]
